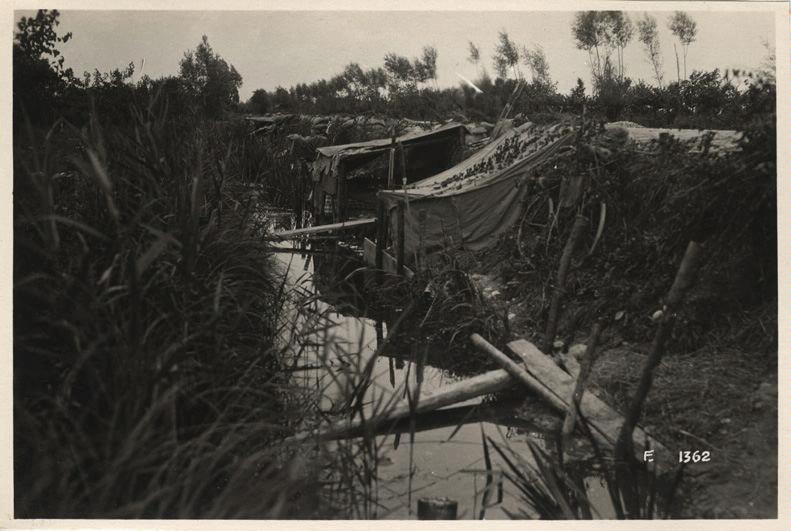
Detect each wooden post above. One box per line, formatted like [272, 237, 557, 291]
[335, 166, 345, 223]
[543, 214, 589, 353]
[396, 203, 405, 275]
[387, 147, 396, 189]
[616, 241, 705, 464]
[375, 197, 386, 285]
[418, 498, 458, 520]
[561, 322, 603, 446]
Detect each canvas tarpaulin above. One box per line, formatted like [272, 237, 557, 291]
[378, 123, 577, 258]
[377, 122, 743, 260]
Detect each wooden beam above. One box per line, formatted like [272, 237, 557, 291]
[266, 217, 375, 240]
[505, 337, 672, 469]
[288, 368, 514, 443]
[396, 203, 405, 275]
[375, 198, 387, 285]
[386, 147, 395, 189]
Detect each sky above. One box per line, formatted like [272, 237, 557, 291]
[17, 9, 776, 100]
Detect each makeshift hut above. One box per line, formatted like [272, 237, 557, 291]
[310, 123, 469, 224]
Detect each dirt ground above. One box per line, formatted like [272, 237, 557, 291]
[470, 270, 777, 519]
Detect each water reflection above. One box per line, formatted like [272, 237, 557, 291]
[273, 239, 617, 519]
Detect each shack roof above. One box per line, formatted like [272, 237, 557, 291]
[315, 122, 468, 160]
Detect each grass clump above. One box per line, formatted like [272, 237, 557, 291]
[13, 99, 324, 518]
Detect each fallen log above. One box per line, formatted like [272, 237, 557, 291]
[265, 217, 375, 240]
[287, 368, 514, 443]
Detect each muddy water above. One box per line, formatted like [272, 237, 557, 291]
[273, 242, 614, 519]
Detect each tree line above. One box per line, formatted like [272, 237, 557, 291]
[244, 10, 773, 129]
[13, 10, 243, 127]
[14, 9, 774, 131]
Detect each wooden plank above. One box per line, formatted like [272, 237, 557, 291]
[289, 368, 514, 442]
[267, 217, 375, 240]
[507, 338, 672, 468]
[471, 334, 567, 413]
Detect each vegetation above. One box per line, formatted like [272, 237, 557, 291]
[13, 10, 325, 518]
[12, 7, 776, 520]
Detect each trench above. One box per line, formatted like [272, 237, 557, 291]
[270, 231, 616, 519]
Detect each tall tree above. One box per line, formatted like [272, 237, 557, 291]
[606, 11, 633, 80]
[468, 41, 481, 67]
[572, 11, 632, 83]
[522, 45, 553, 89]
[179, 35, 243, 118]
[492, 30, 521, 79]
[572, 11, 610, 82]
[637, 13, 664, 88]
[668, 11, 698, 80]
[384, 52, 417, 98]
[418, 45, 439, 88]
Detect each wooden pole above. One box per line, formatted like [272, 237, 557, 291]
[396, 203, 405, 275]
[287, 367, 515, 443]
[543, 214, 589, 353]
[616, 241, 705, 463]
[375, 197, 387, 285]
[561, 322, 603, 445]
[266, 217, 376, 240]
[387, 147, 396, 189]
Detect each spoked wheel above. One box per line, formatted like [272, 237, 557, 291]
[518, 195, 606, 270]
[517, 195, 558, 267]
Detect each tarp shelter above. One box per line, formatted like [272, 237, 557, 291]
[378, 123, 577, 258]
[377, 122, 743, 262]
[310, 123, 468, 223]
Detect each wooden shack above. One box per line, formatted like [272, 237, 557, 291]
[310, 123, 469, 224]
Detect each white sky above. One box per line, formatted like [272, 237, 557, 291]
[18, 9, 776, 100]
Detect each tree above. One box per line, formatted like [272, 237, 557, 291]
[668, 11, 697, 80]
[493, 30, 521, 79]
[248, 88, 270, 114]
[418, 45, 439, 88]
[637, 13, 664, 88]
[13, 9, 75, 124]
[568, 78, 587, 113]
[572, 11, 632, 83]
[271, 86, 292, 111]
[179, 35, 243, 118]
[606, 11, 633, 80]
[572, 11, 610, 81]
[468, 41, 481, 66]
[384, 52, 415, 89]
[522, 45, 553, 89]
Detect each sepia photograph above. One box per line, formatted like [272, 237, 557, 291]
[7, 1, 782, 523]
